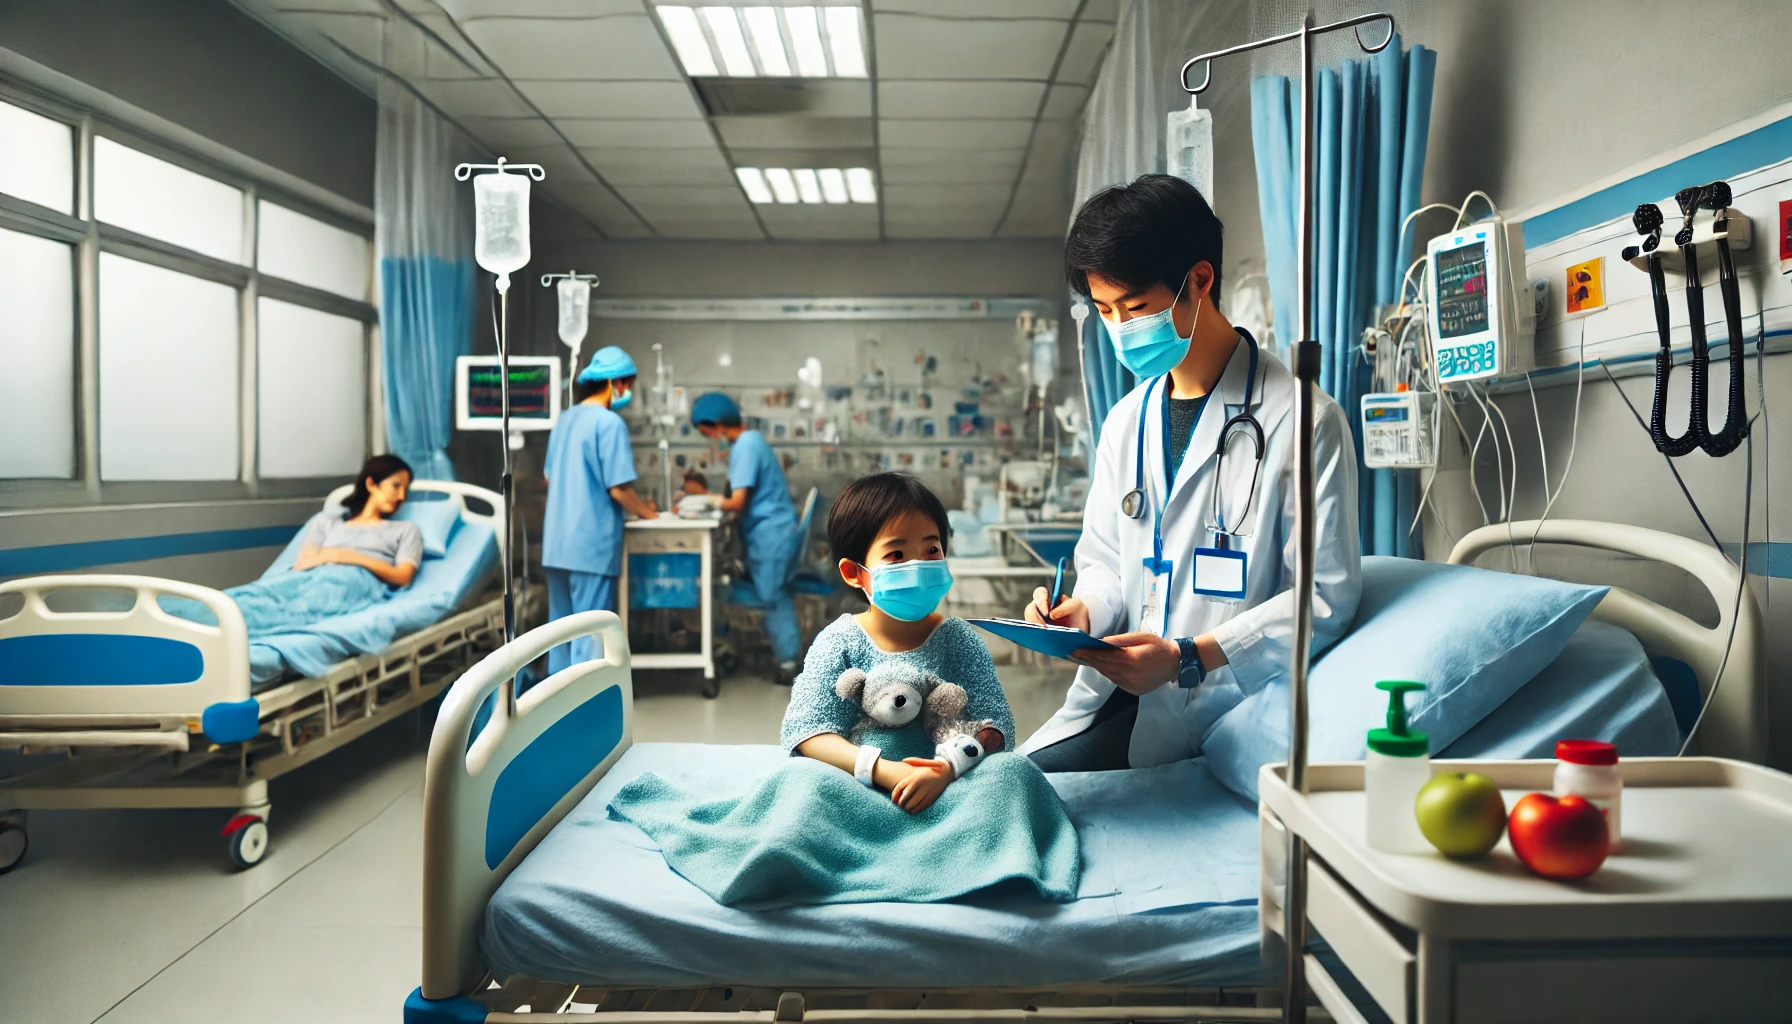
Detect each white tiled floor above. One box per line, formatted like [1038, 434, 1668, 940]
[0, 661, 1076, 1024]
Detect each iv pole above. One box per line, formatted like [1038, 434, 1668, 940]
[1179, 13, 1395, 1022]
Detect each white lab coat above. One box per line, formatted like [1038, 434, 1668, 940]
[1018, 332, 1362, 767]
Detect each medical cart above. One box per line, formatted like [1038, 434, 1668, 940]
[1258, 757, 1792, 1023]
[618, 518, 718, 691]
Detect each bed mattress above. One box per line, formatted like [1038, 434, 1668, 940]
[482, 743, 1270, 990]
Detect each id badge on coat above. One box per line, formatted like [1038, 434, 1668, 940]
[1139, 568, 1171, 634]
[1192, 546, 1247, 601]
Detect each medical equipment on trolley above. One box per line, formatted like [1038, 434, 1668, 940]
[1622, 181, 1756, 459]
[454, 355, 560, 445]
[456, 156, 544, 656]
[1361, 390, 1437, 469]
[540, 270, 598, 390]
[1425, 215, 1537, 383]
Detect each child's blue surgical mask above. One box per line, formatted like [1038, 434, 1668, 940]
[860, 558, 953, 622]
[1101, 278, 1202, 378]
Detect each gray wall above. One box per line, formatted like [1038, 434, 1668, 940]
[0, 0, 375, 205]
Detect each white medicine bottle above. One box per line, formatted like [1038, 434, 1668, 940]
[1364, 680, 1430, 854]
[1554, 739, 1622, 849]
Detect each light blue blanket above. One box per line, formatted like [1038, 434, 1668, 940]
[607, 751, 1081, 910]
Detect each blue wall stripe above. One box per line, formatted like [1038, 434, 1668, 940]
[1523, 115, 1792, 248]
[0, 525, 303, 577]
[1720, 542, 1792, 580]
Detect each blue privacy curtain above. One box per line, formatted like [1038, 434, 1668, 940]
[375, 78, 475, 482]
[1252, 37, 1436, 557]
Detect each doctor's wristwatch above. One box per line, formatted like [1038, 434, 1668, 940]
[1175, 637, 1207, 689]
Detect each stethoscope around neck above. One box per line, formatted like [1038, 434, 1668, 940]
[1118, 333, 1265, 542]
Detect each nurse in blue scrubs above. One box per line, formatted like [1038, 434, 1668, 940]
[543, 345, 659, 672]
[691, 392, 803, 683]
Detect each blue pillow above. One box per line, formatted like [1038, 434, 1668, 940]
[394, 497, 463, 559]
[1201, 556, 1607, 800]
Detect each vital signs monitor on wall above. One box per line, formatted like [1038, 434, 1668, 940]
[1425, 219, 1536, 384]
[455, 355, 560, 433]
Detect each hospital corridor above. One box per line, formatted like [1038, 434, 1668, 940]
[5, 2, 1792, 1023]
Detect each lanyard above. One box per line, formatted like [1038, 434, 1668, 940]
[1141, 378, 1210, 633]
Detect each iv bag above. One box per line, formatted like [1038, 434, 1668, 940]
[1167, 96, 1214, 206]
[1031, 322, 1057, 389]
[473, 171, 531, 289]
[556, 278, 590, 349]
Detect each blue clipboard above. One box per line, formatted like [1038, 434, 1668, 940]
[967, 617, 1116, 660]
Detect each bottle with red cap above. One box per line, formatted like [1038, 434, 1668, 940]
[1554, 739, 1621, 850]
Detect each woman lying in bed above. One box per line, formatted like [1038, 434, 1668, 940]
[170, 455, 424, 638]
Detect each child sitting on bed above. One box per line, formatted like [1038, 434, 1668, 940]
[781, 473, 1013, 814]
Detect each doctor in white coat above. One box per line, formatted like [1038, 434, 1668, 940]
[1019, 175, 1362, 772]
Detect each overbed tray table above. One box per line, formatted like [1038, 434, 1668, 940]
[1258, 757, 1792, 1024]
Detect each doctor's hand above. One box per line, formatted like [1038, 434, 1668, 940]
[1071, 633, 1181, 695]
[1026, 589, 1090, 634]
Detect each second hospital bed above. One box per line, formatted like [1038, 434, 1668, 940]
[404, 518, 1762, 1023]
[0, 481, 531, 870]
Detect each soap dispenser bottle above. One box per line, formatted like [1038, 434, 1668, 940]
[1364, 680, 1430, 853]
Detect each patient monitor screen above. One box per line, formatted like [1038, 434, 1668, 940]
[467, 363, 553, 422]
[1434, 241, 1490, 340]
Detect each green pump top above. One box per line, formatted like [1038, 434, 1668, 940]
[1367, 680, 1428, 758]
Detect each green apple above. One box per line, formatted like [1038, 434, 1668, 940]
[1414, 772, 1507, 858]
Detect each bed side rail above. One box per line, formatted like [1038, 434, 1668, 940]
[1448, 519, 1764, 762]
[0, 574, 250, 726]
[421, 610, 633, 1000]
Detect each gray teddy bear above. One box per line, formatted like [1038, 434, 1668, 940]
[834, 662, 995, 778]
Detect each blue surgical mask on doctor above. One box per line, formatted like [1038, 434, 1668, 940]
[609, 386, 632, 410]
[858, 558, 954, 622]
[1100, 275, 1203, 378]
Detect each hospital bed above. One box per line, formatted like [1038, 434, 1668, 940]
[403, 520, 1757, 1024]
[0, 481, 533, 871]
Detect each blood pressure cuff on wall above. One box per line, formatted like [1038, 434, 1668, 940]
[1200, 556, 1607, 801]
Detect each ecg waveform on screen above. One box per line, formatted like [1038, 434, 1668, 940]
[1435, 241, 1489, 340]
[468, 365, 551, 419]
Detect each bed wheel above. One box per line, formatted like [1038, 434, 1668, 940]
[0, 820, 27, 875]
[701, 675, 720, 699]
[224, 814, 270, 869]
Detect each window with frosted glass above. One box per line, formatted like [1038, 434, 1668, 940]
[0, 227, 75, 478]
[258, 298, 366, 478]
[0, 99, 74, 214]
[257, 201, 370, 300]
[98, 254, 239, 480]
[94, 137, 244, 263]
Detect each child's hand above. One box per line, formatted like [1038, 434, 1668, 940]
[890, 757, 952, 813]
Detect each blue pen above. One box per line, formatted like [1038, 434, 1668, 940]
[1049, 556, 1068, 613]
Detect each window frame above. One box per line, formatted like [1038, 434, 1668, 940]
[0, 77, 378, 507]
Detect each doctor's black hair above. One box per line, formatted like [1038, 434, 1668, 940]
[1064, 173, 1223, 306]
[342, 453, 413, 518]
[827, 473, 951, 566]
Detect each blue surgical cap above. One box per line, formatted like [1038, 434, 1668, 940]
[577, 345, 637, 384]
[691, 391, 740, 425]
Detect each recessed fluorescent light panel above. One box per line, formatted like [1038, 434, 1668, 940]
[736, 167, 875, 205]
[657, 6, 866, 78]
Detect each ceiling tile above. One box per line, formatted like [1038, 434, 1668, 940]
[513, 80, 704, 120]
[460, 117, 567, 149]
[546, 184, 651, 237]
[584, 155, 735, 187]
[713, 117, 876, 151]
[413, 78, 538, 118]
[884, 183, 1012, 208]
[615, 185, 749, 211]
[648, 220, 767, 240]
[879, 119, 1034, 150]
[1041, 84, 1088, 120]
[287, 10, 385, 67]
[1079, 0, 1121, 20]
[879, 152, 1025, 185]
[460, 14, 681, 81]
[439, 0, 642, 17]
[874, 14, 1068, 80]
[872, 0, 1079, 16]
[877, 146, 1024, 170]
[998, 185, 1068, 238]
[557, 119, 717, 148]
[756, 204, 881, 241]
[1054, 20, 1114, 85]
[262, 0, 379, 12]
[727, 147, 879, 170]
[884, 206, 1002, 239]
[877, 81, 1044, 120]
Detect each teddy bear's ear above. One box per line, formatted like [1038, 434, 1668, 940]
[834, 667, 867, 702]
[925, 681, 968, 720]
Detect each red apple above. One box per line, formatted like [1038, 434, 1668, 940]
[1507, 792, 1609, 880]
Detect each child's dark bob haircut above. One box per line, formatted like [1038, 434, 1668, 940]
[827, 473, 951, 566]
